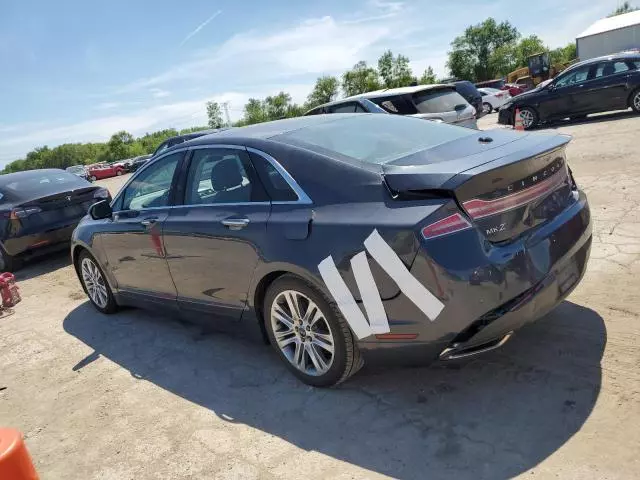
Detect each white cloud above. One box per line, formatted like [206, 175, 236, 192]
[95, 102, 120, 110]
[149, 88, 170, 98]
[0, 84, 313, 166]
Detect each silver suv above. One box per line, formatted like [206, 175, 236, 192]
[304, 85, 477, 129]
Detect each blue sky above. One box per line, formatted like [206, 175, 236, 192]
[0, 0, 622, 166]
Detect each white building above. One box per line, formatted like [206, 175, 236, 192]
[576, 10, 640, 60]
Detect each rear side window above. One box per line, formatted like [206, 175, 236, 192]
[369, 95, 417, 115]
[328, 103, 357, 113]
[249, 152, 298, 202]
[275, 114, 476, 165]
[412, 89, 468, 114]
[305, 106, 325, 115]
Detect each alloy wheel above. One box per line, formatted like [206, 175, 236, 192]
[270, 290, 335, 376]
[483, 102, 492, 114]
[634, 92, 640, 111]
[520, 109, 535, 128]
[81, 257, 109, 309]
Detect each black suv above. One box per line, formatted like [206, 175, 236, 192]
[450, 80, 484, 118]
[498, 53, 640, 129]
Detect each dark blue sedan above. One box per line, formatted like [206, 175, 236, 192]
[71, 114, 591, 386]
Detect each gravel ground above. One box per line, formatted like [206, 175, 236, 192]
[1, 112, 639, 479]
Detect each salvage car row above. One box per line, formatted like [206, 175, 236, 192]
[4, 51, 639, 386]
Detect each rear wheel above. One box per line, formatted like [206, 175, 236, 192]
[264, 275, 362, 387]
[630, 88, 640, 113]
[78, 250, 117, 314]
[0, 247, 20, 272]
[482, 102, 492, 114]
[519, 107, 538, 130]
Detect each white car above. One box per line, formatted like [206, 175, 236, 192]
[478, 87, 511, 114]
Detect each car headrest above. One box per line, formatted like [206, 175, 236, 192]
[602, 65, 615, 76]
[211, 158, 243, 191]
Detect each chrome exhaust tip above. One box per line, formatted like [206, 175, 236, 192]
[439, 331, 514, 361]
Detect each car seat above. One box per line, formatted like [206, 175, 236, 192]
[210, 157, 250, 203]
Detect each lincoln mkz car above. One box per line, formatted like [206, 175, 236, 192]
[71, 114, 591, 387]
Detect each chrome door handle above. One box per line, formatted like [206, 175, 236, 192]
[221, 218, 250, 230]
[140, 217, 158, 227]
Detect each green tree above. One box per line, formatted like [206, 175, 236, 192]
[549, 42, 578, 65]
[206, 101, 224, 128]
[447, 18, 520, 81]
[377, 50, 415, 88]
[341, 61, 382, 96]
[107, 131, 134, 161]
[609, 2, 638, 16]
[418, 66, 437, 85]
[306, 76, 339, 109]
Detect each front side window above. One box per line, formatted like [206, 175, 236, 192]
[555, 66, 590, 88]
[122, 152, 181, 210]
[185, 148, 266, 205]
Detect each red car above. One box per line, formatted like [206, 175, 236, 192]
[87, 163, 126, 181]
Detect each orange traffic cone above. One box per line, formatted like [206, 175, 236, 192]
[514, 108, 524, 131]
[0, 428, 39, 480]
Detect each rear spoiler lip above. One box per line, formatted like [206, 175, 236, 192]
[382, 133, 571, 193]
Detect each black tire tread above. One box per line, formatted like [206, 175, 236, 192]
[630, 87, 640, 113]
[77, 249, 118, 314]
[264, 274, 363, 387]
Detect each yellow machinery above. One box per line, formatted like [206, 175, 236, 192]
[507, 52, 574, 88]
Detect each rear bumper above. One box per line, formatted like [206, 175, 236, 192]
[2, 222, 81, 257]
[359, 190, 591, 365]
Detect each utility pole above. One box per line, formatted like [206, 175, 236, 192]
[222, 102, 231, 126]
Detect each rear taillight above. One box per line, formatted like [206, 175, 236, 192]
[422, 213, 472, 240]
[462, 167, 567, 220]
[9, 207, 42, 220]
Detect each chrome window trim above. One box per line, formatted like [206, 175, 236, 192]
[110, 143, 312, 215]
[246, 147, 313, 205]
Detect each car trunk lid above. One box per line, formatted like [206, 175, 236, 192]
[383, 130, 574, 243]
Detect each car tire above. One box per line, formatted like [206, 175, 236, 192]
[116, 170, 123, 176]
[89, 175, 97, 182]
[519, 107, 538, 130]
[263, 274, 363, 387]
[482, 102, 492, 114]
[77, 250, 118, 314]
[0, 247, 21, 273]
[630, 88, 640, 113]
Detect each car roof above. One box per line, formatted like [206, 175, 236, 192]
[563, 52, 640, 72]
[305, 84, 455, 113]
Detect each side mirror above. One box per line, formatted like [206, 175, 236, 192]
[89, 200, 113, 220]
[454, 104, 467, 112]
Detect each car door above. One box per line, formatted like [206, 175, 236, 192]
[538, 64, 591, 119]
[162, 146, 271, 320]
[574, 60, 633, 113]
[100, 151, 184, 305]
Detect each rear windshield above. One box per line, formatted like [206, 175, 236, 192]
[0, 172, 82, 200]
[454, 81, 479, 97]
[412, 89, 468, 114]
[275, 114, 475, 165]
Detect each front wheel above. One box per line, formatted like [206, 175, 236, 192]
[519, 107, 538, 130]
[264, 275, 362, 387]
[89, 175, 97, 182]
[116, 170, 123, 176]
[78, 250, 118, 314]
[630, 88, 640, 113]
[0, 247, 20, 272]
[482, 102, 492, 114]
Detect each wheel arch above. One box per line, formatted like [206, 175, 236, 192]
[248, 264, 329, 344]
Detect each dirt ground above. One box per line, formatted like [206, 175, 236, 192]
[1, 112, 639, 479]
